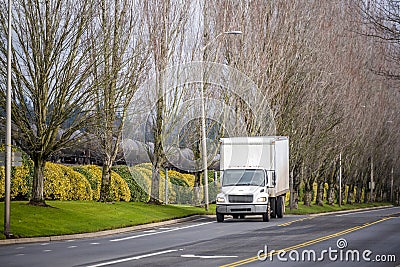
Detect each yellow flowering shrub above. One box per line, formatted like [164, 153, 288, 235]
[44, 162, 71, 200]
[0, 145, 31, 200]
[78, 165, 130, 202]
[77, 165, 102, 200]
[167, 170, 195, 187]
[130, 166, 152, 199]
[110, 171, 131, 202]
[58, 165, 92, 200]
[43, 163, 91, 200]
[11, 165, 31, 198]
[0, 164, 31, 199]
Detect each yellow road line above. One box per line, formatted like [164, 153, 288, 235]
[277, 217, 312, 227]
[220, 217, 393, 267]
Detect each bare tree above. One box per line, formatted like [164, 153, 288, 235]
[140, 0, 192, 204]
[88, 0, 148, 202]
[356, 0, 400, 80]
[0, 0, 95, 206]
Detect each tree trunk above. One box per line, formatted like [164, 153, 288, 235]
[292, 190, 299, 209]
[376, 185, 382, 202]
[29, 156, 48, 206]
[347, 183, 354, 204]
[147, 162, 161, 204]
[303, 190, 313, 207]
[100, 163, 112, 202]
[315, 180, 324, 206]
[327, 183, 335, 205]
[355, 180, 362, 203]
[363, 184, 369, 203]
[291, 171, 300, 209]
[193, 172, 202, 206]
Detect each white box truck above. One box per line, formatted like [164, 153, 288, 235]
[216, 136, 289, 222]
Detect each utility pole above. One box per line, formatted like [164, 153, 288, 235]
[370, 156, 374, 203]
[339, 153, 342, 207]
[201, 30, 242, 211]
[390, 167, 394, 203]
[165, 168, 169, 205]
[289, 169, 293, 211]
[4, 0, 13, 239]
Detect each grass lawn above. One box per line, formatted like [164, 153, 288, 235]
[0, 201, 392, 240]
[0, 201, 213, 240]
[285, 202, 392, 215]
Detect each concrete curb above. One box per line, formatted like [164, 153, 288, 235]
[307, 205, 394, 217]
[0, 214, 215, 246]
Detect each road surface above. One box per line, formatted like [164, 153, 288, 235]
[0, 206, 398, 267]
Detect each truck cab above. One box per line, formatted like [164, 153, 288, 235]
[216, 137, 289, 222]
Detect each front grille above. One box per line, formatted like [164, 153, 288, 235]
[228, 195, 253, 203]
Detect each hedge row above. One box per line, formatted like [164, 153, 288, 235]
[0, 163, 130, 202]
[115, 163, 219, 204]
[0, 157, 219, 204]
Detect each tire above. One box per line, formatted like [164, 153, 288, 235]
[240, 215, 245, 219]
[262, 202, 271, 222]
[270, 197, 277, 218]
[232, 214, 239, 219]
[276, 195, 285, 218]
[216, 212, 224, 222]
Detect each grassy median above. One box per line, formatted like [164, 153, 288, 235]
[285, 202, 392, 215]
[0, 201, 213, 240]
[0, 201, 392, 240]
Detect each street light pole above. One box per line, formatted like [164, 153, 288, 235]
[370, 156, 374, 203]
[201, 30, 242, 211]
[200, 84, 209, 211]
[4, 0, 12, 238]
[391, 167, 394, 203]
[339, 153, 342, 207]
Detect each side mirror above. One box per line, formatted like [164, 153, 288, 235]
[272, 172, 276, 187]
[266, 171, 276, 188]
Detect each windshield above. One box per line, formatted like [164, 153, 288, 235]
[222, 169, 265, 187]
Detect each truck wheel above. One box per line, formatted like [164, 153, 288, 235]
[232, 214, 239, 219]
[276, 195, 285, 218]
[240, 215, 245, 219]
[262, 203, 271, 222]
[216, 212, 224, 222]
[270, 197, 277, 218]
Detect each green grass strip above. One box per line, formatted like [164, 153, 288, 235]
[0, 201, 212, 240]
[285, 202, 392, 215]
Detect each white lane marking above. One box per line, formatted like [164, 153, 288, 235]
[15, 246, 24, 250]
[90, 242, 100, 245]
[85, 249, 178, 267]
[336, 207, 398, 217]
[43, 250, 52, 252]
[67, 246, 77, 249]
[158, 227, 170, 230]
[65, 239, 75, 242]
[41, 243, 49, 246]
[16, 254, 25, 256]
[110, 221, 214, 242]
[143, 230, 156, 233]
[181, 254, 238, 259]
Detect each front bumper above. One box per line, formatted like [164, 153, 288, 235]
[216, 204, 268, 214]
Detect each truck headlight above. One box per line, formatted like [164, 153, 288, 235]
[257, 197, 267, 202]
[217, 197, 225, 203]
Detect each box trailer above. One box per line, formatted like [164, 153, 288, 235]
[216, 136, 289, 222]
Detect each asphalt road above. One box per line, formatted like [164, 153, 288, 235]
[0, 207, 398, 267]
